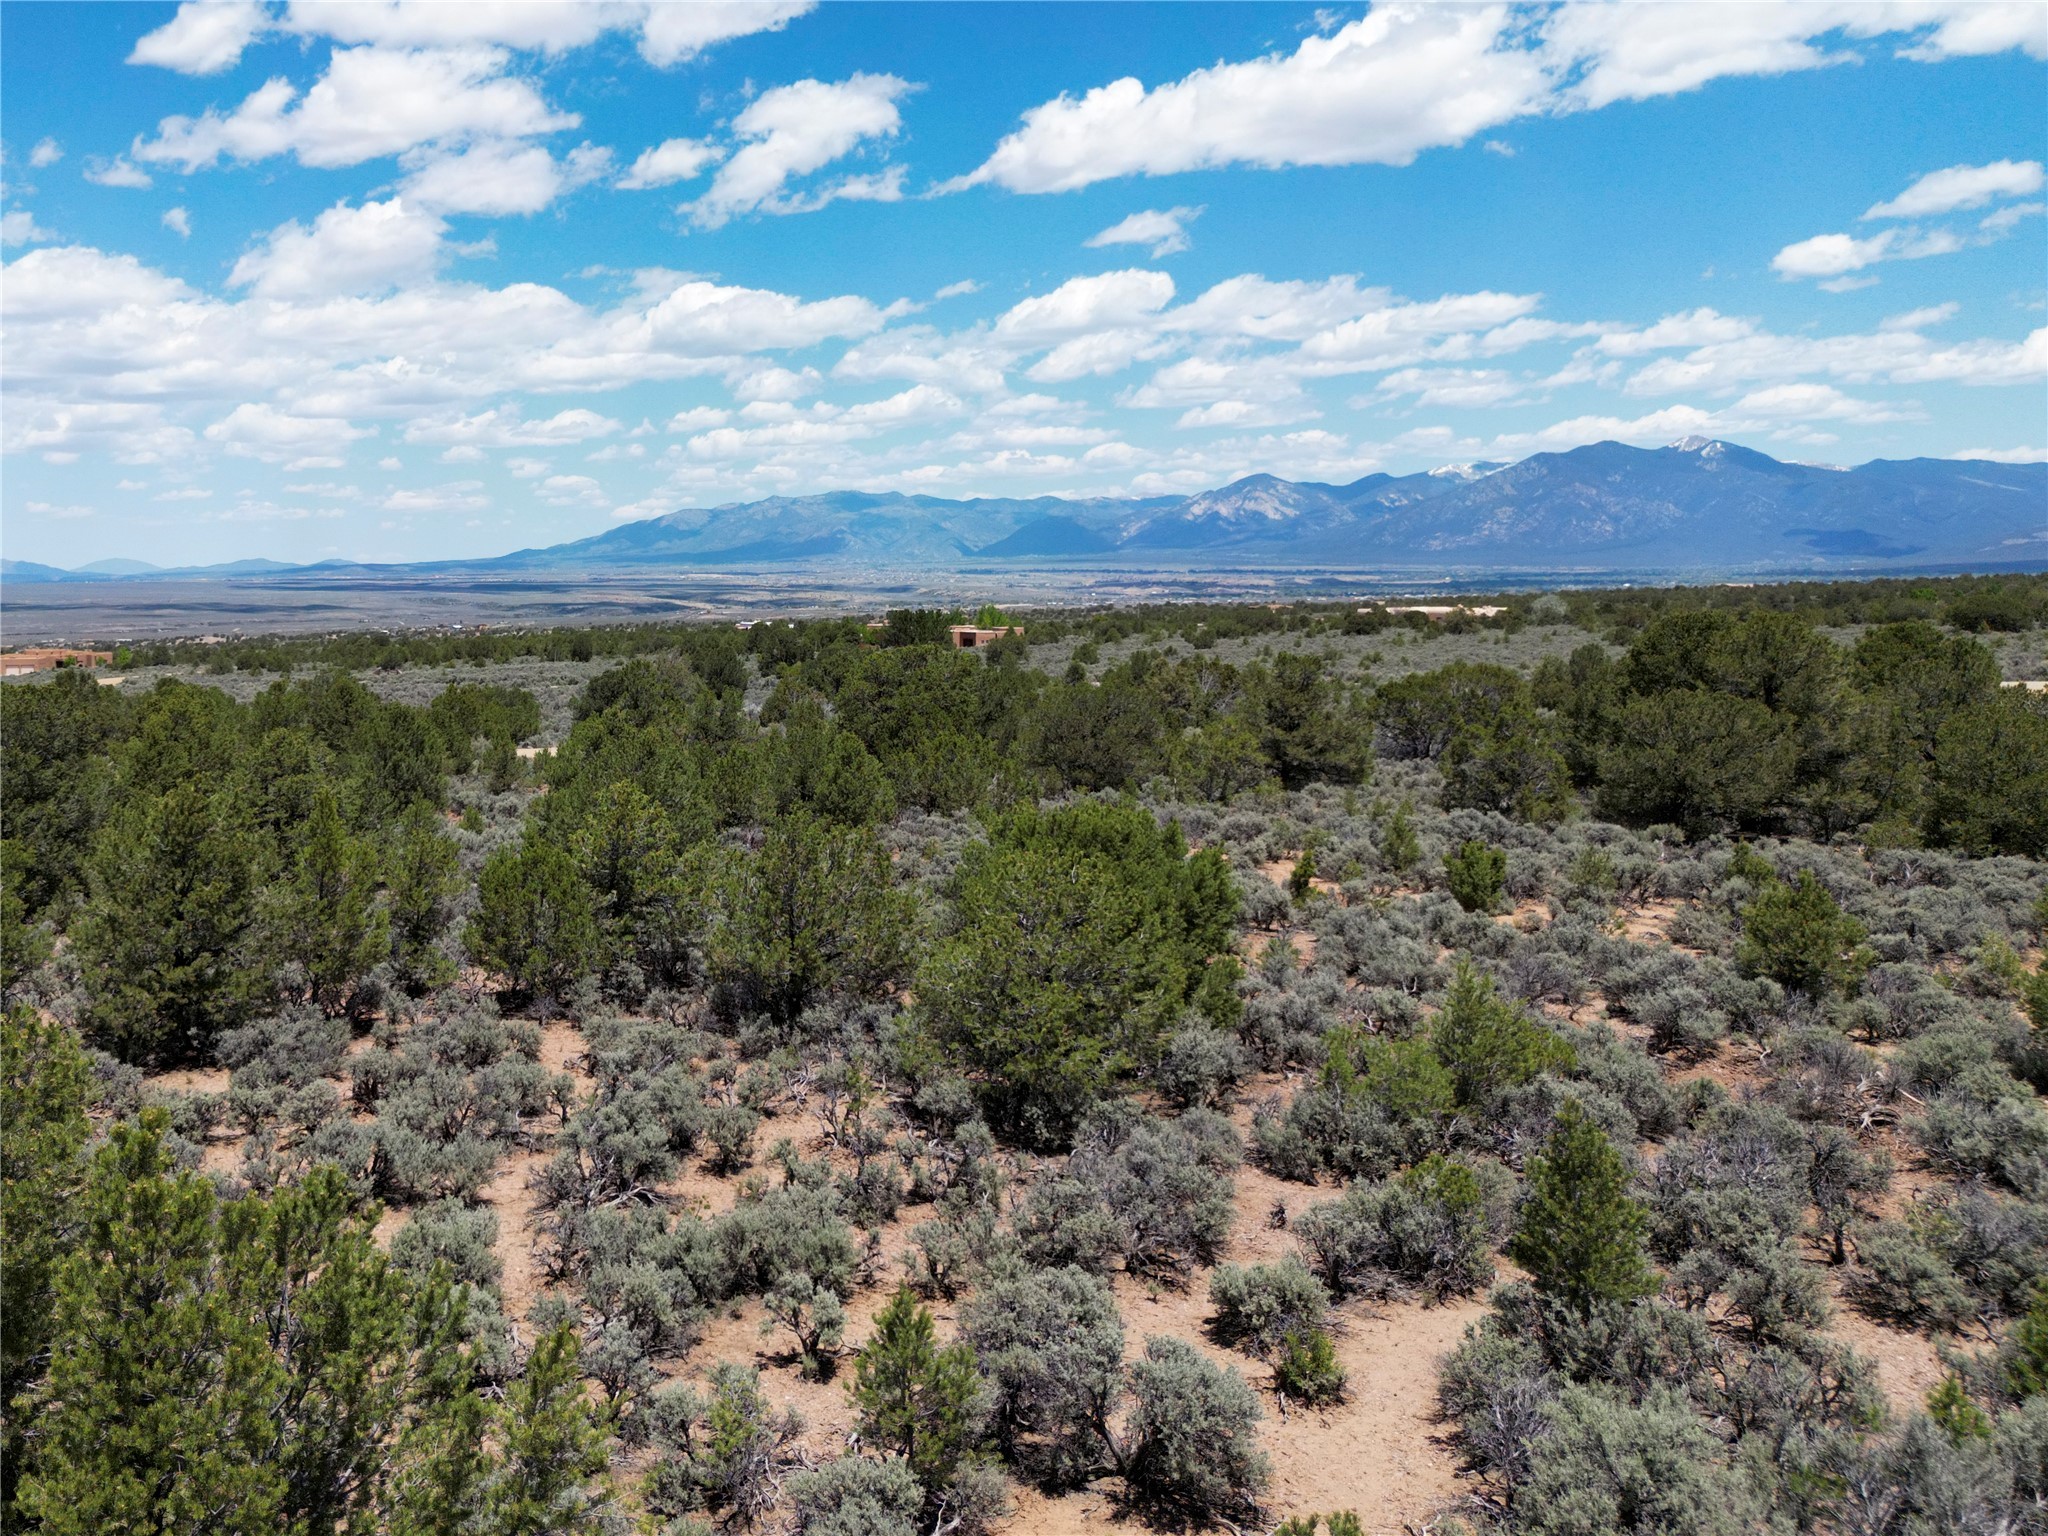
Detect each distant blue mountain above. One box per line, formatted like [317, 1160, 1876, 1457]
[975, 516, 1116, 558]
[1, 555, 302, 582]
[490, 439, 2041, 570]
[7, 440, 2043, 580]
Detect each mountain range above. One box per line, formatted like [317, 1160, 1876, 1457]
[7, 439, 2043, 582]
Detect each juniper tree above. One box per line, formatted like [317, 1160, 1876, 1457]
[850, 1287, 985, 1493]
[1379, 800, 1420, 874]
[1736, 870, 1870, 1000]
[73, 782, 267, 1063]
[1927, 691, 2048, 857]
[387, 802, 462, 993]
[264, 784, 388, 1013]
[1444, 839, 1507, 914]
[466, 841, 601, 999]
[2008, 1281, 2048, 1400]
[17, 1115, 487, 1536]
[0, 842, 51, 1001]
[1509, 1101, 1659, 1314]
[485, 1325, 613, 1536]
[1430, 958, 1574, 1114]
[705, 810, 912, 1024]
[0, 1008, 92, 1520]
[916, 803, 1235, 1145]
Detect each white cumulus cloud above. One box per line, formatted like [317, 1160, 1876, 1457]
[1085, 206, 1203, 257]
[403, 139, 610, 215]
[405, 406, 623, 447]
[136, 44, 577, 171]
[956, 3, 2047, 196]
[1, 210, 55, 246]
[129, 0, 269, 74]
[957, 6, 1548, 194]
[635, 1, 815, 66]
[688, 73, 914, 228]
[994, 269, 1177, 342]
[1772, 230, 1901, 279]
[83, 156, 152, 188]
[205, 402, 372, 466]
[1880, 303, 1960, 332]
[1863, 158, 2046, 219]
[1949, 444, 2046, 463]
[538, 472, 607, 506]
[130, 1, 816, 74]
[230, 198, 448, 299]
[383, 479, 489, 513]
[617, 137, 724, 190]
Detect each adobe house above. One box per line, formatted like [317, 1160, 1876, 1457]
[948, 624, 1023, 648]
[1, 648, 114, 677]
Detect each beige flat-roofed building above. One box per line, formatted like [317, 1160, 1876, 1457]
[948, 624, 1023, 648]
[1, 648, 113, 677]
[1368, 605, 1506, 620]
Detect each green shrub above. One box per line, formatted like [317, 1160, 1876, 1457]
[1273, 1327, 1347, 1406]
[1444, 840, 1507, 914]
[1119, 1336, 1268, 1526]
[1276, 1514, 1364, 1536]
[1380, 801, 1420, 874]
[850, 1288, 986, 1491]
[704, 812, 913, 1024]
[466, 840, 601, 1000]
[960, 1265, 1123, 1489]
[2007, 1280, 2048, 1398]
[1735, 871, 1870, 1000]
[1295, 1154, 1503, 1301]
[643, 1362, 797, 1525]
[1207, 1254, 1330, 1355]
[1509, 1102, 1658, 1313]
[1431, 960, 1574, 1114]
[786, 1455, 922, 1536]
[1518, 1385, 1766, 1536]
[73, 785, 267, 1065]
[915, 802, 1236, 1146]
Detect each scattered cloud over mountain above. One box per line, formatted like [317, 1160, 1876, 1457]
[1774, 158, 2045, 283]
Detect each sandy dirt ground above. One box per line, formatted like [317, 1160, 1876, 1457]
[133, 878, 2019, 1533]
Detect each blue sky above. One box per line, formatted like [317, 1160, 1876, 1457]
[2, 0, 2044, 568]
